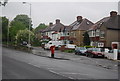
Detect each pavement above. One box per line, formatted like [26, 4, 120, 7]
[32, 47, 118, 71]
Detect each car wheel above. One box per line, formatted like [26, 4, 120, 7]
[89, 54, 94, 58]
[86, 53, 88, 57]
[75, 52, 78, 55]
[44, 48, 46, 50]
[75, 52, 77, 55]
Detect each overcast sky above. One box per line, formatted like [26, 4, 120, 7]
[1, 0, 119, 28]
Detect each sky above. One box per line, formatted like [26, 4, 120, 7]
[1, 0, 119, 28]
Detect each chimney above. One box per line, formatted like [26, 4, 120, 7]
[77, 16, 82, 22]
[56, 19, 60, 24]
[110, 11, 117, 17]
[49, 22, 53, 27]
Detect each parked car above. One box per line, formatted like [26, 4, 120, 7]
[44, 41, 63, 50]
[65, 44, 76, 49]
[85, 48, 104, 58]
[75, 47, 87, 55]
[118, 49, 120, 60]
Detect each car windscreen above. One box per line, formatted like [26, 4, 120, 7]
[79, 47, 86, 50]
[92, 48, 101, 51]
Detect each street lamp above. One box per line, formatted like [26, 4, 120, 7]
[7, 18, 10, 47]
[23, 2, 31, 48]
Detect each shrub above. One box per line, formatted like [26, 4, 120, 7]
[78, 46, 96, 48]
[63, 49, 75, 53]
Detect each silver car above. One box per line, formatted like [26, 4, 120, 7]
[75, 47, 87, 55]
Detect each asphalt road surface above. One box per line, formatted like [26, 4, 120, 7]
[2, 56, 69, 79]
[2, 47, 119, 81]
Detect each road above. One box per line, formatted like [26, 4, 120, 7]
[32, 47, 118, 71]
[3, 56, 69, 79]
[2, 47, 119, 81]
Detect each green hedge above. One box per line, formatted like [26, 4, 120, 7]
[63, 49, 75, 53]
[78, 46, 96, 48]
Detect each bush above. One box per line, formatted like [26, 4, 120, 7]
[78, 46, 96, 48]
[32, 38, 41, 46]
[63, 49, 75, 53]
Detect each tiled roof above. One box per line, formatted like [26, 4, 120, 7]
[51, 23, 65, 32]
[43, 22, 65, 32]
[89, 15, 120, 30]
[105, 15, 120, 30]
[63, 26, 73, 32]
[70, 18, 94, 31]
[89, 17, 110, 30]
[43, 26, 51, 32]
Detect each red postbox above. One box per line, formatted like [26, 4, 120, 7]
[50, 45, 55, 58]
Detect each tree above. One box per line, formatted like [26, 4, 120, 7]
[16, 29, 35, 45]
[11, 14, 33, 30]
[9, 21, 26, 41]
[2, 16, 9, 42]
[0, 0, 8, 6]
[83, 32, 90, 46]
[34, 23, 47, 33]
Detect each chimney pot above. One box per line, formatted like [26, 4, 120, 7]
[110, 11, 117, 17]
[49, 22, 53, 27]
[56, 19, 60, 24]
[77, 16, 82, 22]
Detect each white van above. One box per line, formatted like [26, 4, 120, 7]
[44, 41, 63, 49]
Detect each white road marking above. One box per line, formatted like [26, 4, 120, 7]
[59, 72, 89, 75]
[48, 69, 74, 79]
[26, 62, 75, 79]
[27, 62, 41, 68]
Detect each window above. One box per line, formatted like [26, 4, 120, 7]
[100, 31, 105, 38]
[98, 42, 104, 47]
[88, 31, 92, 37]
[49, 43, 52, 44]
[93, 31, 95, 37]
[76, 22, 80, 25]
[74, 33, 76, 37]
[96, 29, 100, 36]
[67, 32, 69, 36]
[99, 22, 103, 27]
[86, 22, 90, 25]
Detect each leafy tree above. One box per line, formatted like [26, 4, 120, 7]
[2, 16, 9, 42]
[0, 0, 8, 6]
[83, 32, 90, 46]
[11, 14, 33, 30]
[16, 29, 35, 45]
[9, 21, 26, 41]
[34, 23, 47, 33]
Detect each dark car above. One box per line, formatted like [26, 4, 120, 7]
[118, 50, 120, 60]
[75, 47, 87, 55]
[85, 48, 104, 58]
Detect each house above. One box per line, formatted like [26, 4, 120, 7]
[88, 11, 120, 48]
[42, 19, 65, 41]
[35, 28, 46, 40]
[59, 26, 73, 44]
[69, 16, 94, 46]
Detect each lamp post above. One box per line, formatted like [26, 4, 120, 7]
[23, 2, 31, 47]
[7, 19, 10, 47]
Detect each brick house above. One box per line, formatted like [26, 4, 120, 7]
[88, 11, 120, 48]
[69, 16, 94, 46]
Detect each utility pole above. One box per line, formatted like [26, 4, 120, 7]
[23, 2, 31, 48]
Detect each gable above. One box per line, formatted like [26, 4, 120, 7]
[71, 19, 94, 31]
